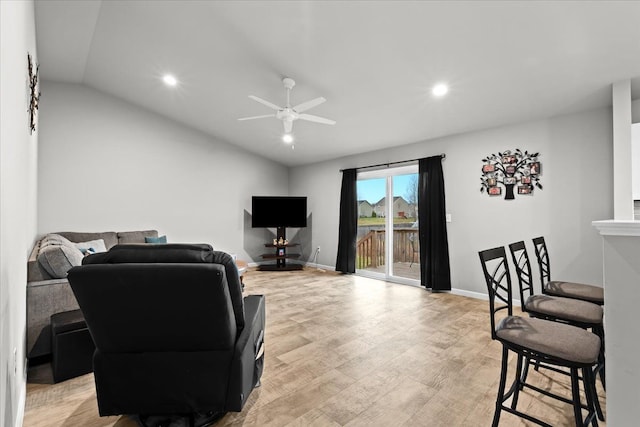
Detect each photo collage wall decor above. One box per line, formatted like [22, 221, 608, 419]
[480, 149, 542, 200]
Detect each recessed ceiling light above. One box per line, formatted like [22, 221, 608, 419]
[432, 83, 448, 97]
[162, 74, 178, 87]
[282, 133, 294, 144]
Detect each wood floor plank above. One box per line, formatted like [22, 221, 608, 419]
[24, 268, 606, 426]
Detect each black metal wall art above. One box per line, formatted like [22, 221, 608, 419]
[28, 53, 40, 134]
[480, 149, 542, 200]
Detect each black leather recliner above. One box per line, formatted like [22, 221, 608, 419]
[67, 243, 265, 422]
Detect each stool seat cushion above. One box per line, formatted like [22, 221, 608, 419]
[496, 315, 600, 365]
[525, 295, 603, 325]
[544, 281, 604, 304]
[51, 309, 87, 334]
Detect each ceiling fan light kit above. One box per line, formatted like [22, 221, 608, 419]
[238, 77, 336, 141]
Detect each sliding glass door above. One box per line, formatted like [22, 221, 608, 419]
[356, 165, 419, 284]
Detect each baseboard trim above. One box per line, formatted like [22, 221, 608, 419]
[451, 287, 520, 307]
[248, 261, 335, 271]
[15, 378, 26, 427]
[305, 263, 335, 271]
[450, 288, 489, 300]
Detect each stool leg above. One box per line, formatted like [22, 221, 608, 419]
[492, 346, 509, 427]
[595, 325, 606, 390]
[511, 354, 523, 410]
[570, 368, 584, 427]
[519, 356, 531, 390]
[584, 366, 604, 422]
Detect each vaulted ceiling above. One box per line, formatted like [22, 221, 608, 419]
[35, 1, 640, 166]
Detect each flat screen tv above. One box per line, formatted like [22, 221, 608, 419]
[252, 196, 307, 228]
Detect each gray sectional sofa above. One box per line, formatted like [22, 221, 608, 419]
[27, 230, 160, 357]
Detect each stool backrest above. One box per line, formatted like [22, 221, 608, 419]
[508, 241, 534, 312]
[478, 246, 513, 339]
[532, 236, 551, 287]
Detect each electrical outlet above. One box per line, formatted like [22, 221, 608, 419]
[316, 246, 321, 252]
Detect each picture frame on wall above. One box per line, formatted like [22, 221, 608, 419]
[504, 177, 516, 185]
[488, 187, 502, 196]
[518, 186, 532, 194]
[482, 164, 495, 173]
[530, 162, 541, 175]
[487, 177, 497, 187]
[505, 166, 516, 175]
[521, 176, 531, 184]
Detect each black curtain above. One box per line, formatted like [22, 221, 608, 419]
[335, 168, 357, 273]
[418, 156, 451, 290]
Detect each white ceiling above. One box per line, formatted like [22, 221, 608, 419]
[35, 1, 640, 167]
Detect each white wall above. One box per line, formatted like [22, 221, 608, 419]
[291, 108, 613, 295]
[632, 98, 640, 124]
[633, 123, 640, 200]
[38, 82, 289, 261]
[0, 1, 39, 426]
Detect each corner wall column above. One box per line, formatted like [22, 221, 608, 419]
[612, 80, 633, 220]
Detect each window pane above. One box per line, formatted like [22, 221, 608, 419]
[356, 178, 386, 274]
[392, 173, 419, 280]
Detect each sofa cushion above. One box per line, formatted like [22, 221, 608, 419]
[56, 232, 118, 250]
[38, 243, 84, 278]
[117, 230, 158, 244]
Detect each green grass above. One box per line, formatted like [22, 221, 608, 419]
[357, 217, 415, 226]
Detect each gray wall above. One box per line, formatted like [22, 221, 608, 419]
[38, 82, 289, 261]
[290, 107, 613, 295]
[0, 2, 39, 426]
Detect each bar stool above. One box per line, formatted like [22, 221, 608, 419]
[532, 237, 604, 305]
[479, 246, 601, 427]
[509, 241, 605, 420]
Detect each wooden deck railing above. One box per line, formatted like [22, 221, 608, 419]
[356, 228, 418, 269]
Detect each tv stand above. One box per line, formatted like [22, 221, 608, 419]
[258, 227, 303, 271]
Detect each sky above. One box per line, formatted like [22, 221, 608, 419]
[357, 174, 416, 203]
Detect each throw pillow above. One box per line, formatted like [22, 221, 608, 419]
[37, 244, 84, 278]
[145, 235, 167, 244]
[75, 239, 107, 254]
[40, 233, 75, 249]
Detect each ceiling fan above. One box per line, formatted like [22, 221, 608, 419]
[238, 77, 336, 134]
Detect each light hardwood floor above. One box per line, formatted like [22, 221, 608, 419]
[24, 268, 606, 426]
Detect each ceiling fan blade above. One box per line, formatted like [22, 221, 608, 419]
[283, 120, 293, 133]
[298, 113, 336, 125]
[292, 97, 326, 113]
[248, 95, 282, 111]
[237, 114, 276, 121]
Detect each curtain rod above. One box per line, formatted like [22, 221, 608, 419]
[339, 153, 446, 172]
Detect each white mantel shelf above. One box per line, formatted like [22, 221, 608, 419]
[592, 219, 640, 236]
